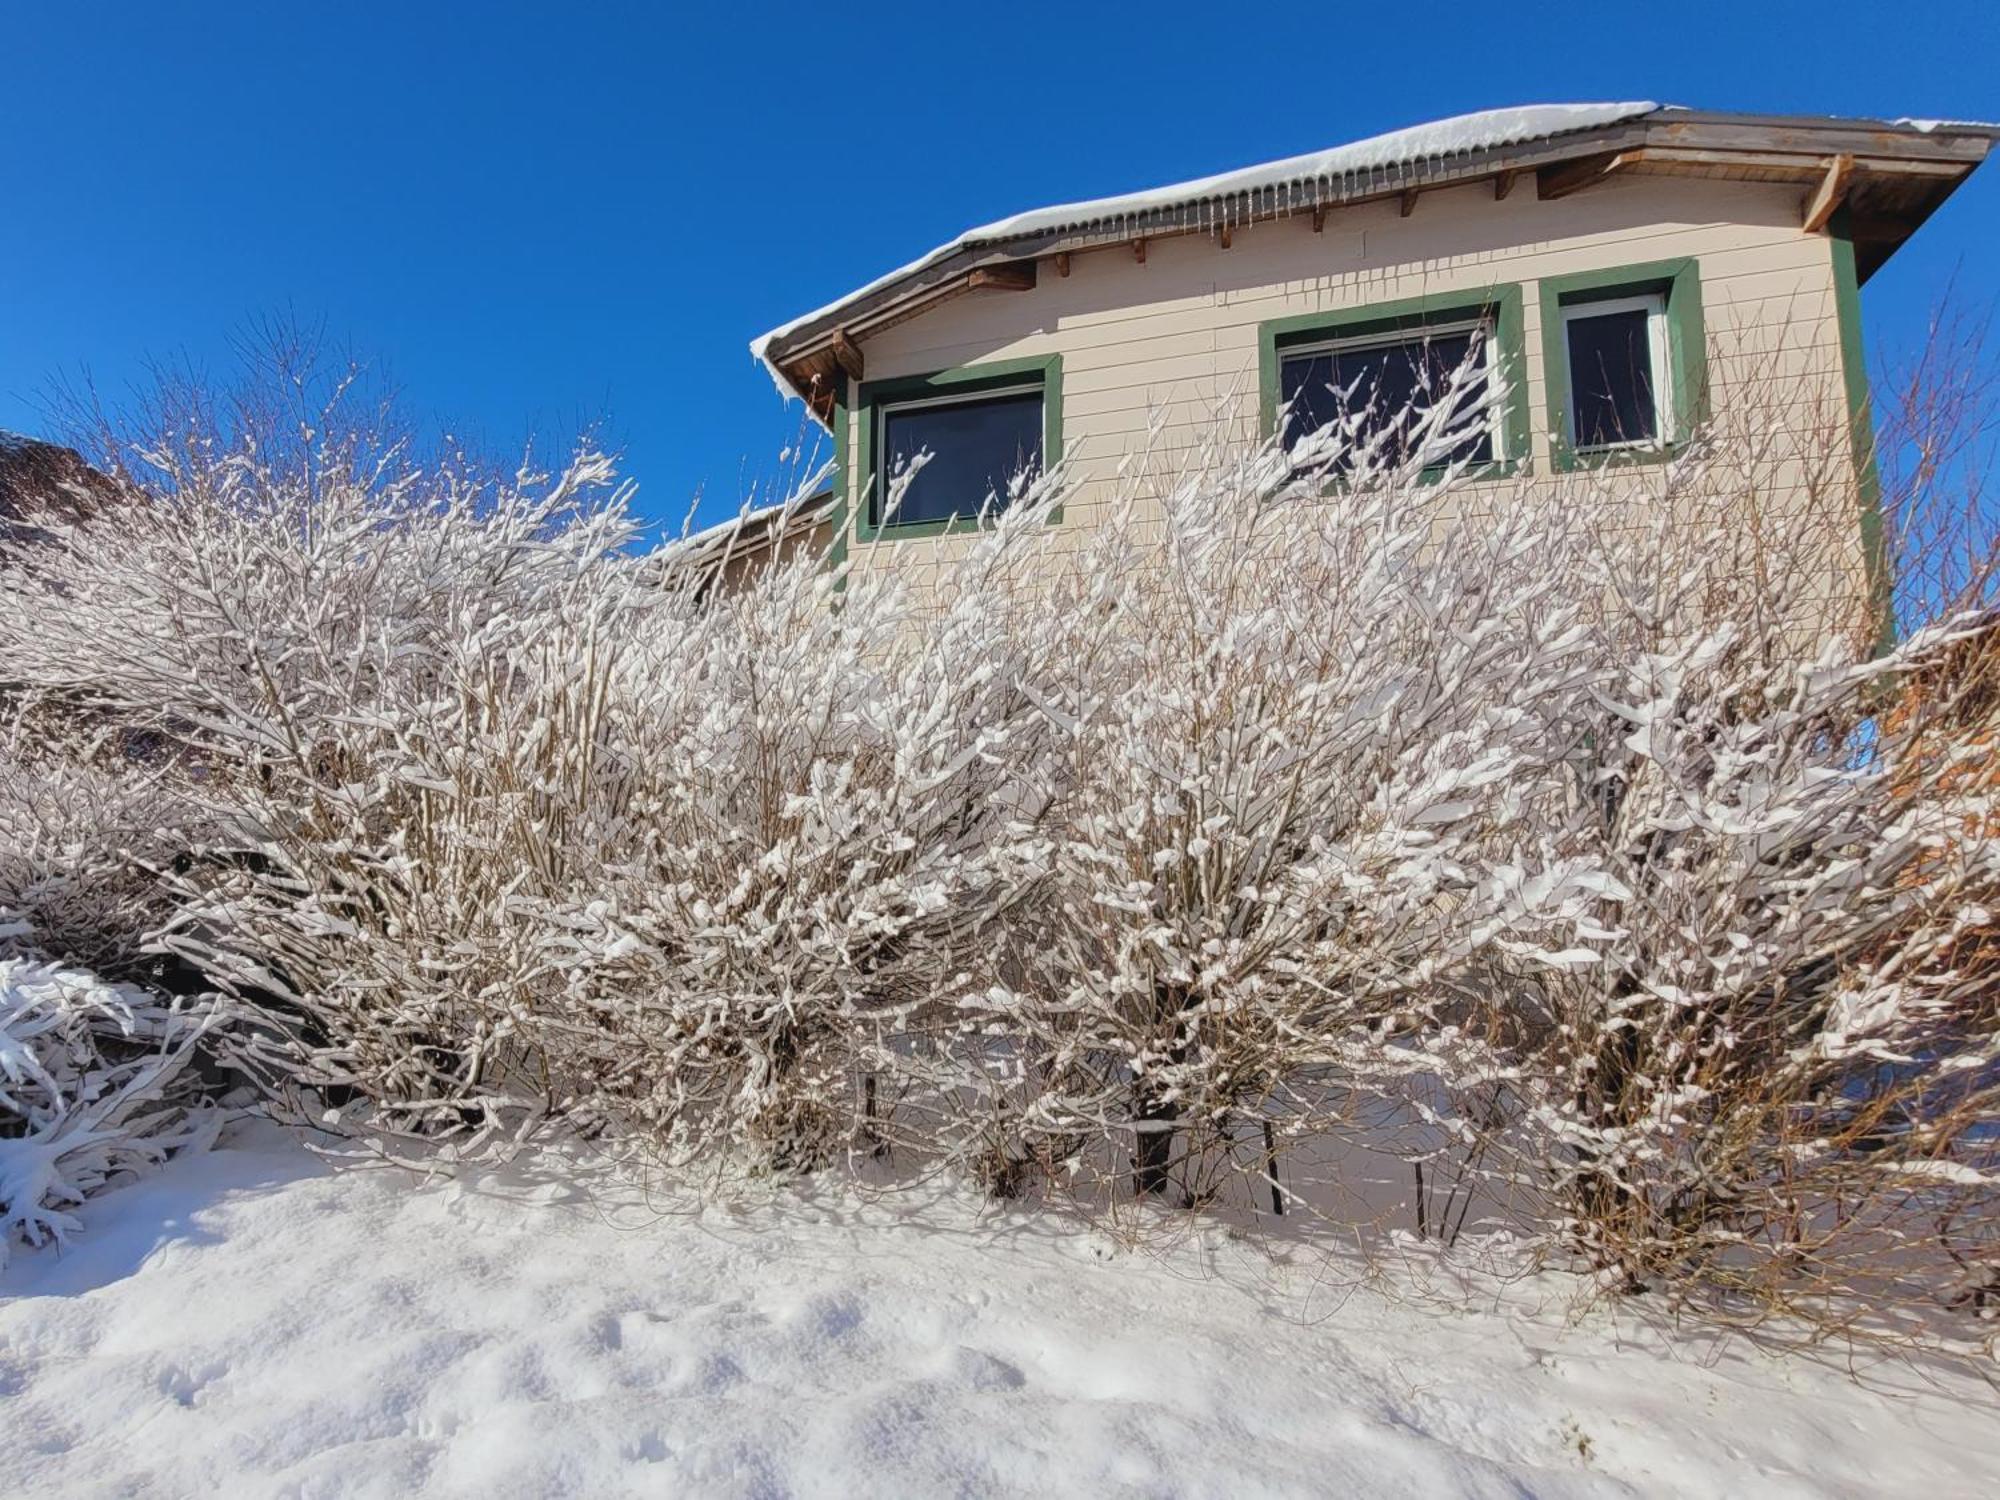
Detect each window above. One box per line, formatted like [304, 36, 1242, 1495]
[1559, 292, 1671, 451]
[852, 357, 1063, 543]
[874, 386, 1044, 530]
[1539, 259, 1705, 471]
[1277, 318, 1501, 474]
[1259, 291, 1526, 479]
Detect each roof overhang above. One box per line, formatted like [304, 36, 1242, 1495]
[756, 108, 1996, 421]
[1534, 111, 1994, 282]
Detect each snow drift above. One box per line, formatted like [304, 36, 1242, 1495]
[6, 1124, 1996, 1498]
[0, 928, 225, 1265]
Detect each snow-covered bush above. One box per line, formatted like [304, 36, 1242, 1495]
[929, 428, 1619, 1212]
[515, 486, 1070, 1173]
[1373, 438, 2000, 1324]
[0, 748, 213, 980]
[2, 335, 1992, 1348]
[0, 360, 647, 1146]
[1486, 601, 2000, 1317]
[0, 925, 226, 1264]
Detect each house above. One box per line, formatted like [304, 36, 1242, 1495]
[747, 104, 1994, 617]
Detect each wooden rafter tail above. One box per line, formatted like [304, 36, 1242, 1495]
[1398, 186, 1421, 218]
[967, 263, 1036, 292]
[1310, 203, 1326, 234]
[1218, 222, 1233, 250]
[1053, 250, 1071, 277]
[1132, 237, 1147, 264]
[1493, 168, 1517, 201]
[830, 331, 865, 382]
[1537, 149, 1632, 200]
[1803, 153, 1857, 233]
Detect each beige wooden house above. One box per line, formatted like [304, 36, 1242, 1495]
[745, 104, 1993, 617]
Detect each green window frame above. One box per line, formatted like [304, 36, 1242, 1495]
[1539, 258, 1706, 472]
[847, 355, 1064, 542]
[1256, 286, 1530, 481]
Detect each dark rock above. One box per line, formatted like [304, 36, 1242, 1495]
[0, 431, 128, 548]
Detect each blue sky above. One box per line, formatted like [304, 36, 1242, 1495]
[4, 2, 1996, 536]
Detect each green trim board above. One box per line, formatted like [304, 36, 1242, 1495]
[1827, 212, 1894, 653]
[851, 355, 1065, 542]
[1255, 285, 1531, 479]
[1537, 257, 1706, 472]
[826, 380, 851, 585]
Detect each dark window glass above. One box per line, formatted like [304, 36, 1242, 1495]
[1565, 307, 1658, 448]
[876, 390, 1043, 528]
[1279, 328, 1492, 471]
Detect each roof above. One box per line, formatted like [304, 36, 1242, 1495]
[754, 104, 1998, 414]
[752, 103, 1654, 378]
[642, 487, 838, 587]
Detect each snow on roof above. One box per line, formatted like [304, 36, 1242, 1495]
[952, 103, 1662, 245]
[1895, 116, 2000, 133]
[751, 102, 1662, 389]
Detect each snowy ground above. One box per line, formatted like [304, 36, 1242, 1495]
[3, 1125, 1996, 1499]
